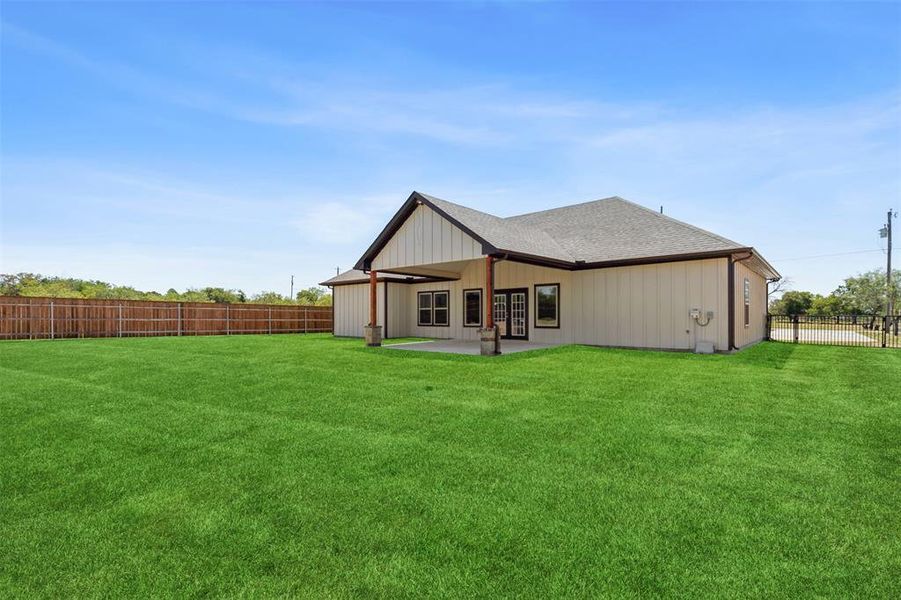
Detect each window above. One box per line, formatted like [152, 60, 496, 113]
[743, 278, 750, 328]
[417, 290, 450, 327]
[434, 291, 449, 326]
[418, 292, 432, 326]
[534, 283, 560, 328]
[463, 289, 482, 327]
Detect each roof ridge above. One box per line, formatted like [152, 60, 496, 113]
[416, 191, 504, 221]
[506, 196, 623, 220]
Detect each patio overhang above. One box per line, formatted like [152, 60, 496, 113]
[373, 259, 475, 281]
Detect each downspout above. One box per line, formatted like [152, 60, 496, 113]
[728, 259, 735, 351]
[383, 280, 388, 339]
[728, 252, 755, 350]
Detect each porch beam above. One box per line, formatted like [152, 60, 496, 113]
[379, 266, 462, 280]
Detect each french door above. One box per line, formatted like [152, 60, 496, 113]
[493, 288, 528, 340]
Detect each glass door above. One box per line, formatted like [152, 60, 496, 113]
[510, 292, 526, 338]
[493, 293, 507, 337]
[493, 289, 528, 340]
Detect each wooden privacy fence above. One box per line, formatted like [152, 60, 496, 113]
[0, 296, 332, 340]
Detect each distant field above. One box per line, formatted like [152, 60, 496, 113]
[2, 335, 898, 597]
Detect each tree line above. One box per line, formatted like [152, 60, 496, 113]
[0, 273, 332, 306]
[769, 268, 899, 316]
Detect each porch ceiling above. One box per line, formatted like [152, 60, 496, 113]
[379, 259, 477, 279]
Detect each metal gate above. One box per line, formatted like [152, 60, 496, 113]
[766, 314, 901, 348]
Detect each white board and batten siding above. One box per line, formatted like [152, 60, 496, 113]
[400, 260, 573, 343]
[371, 204, 483, 270]
[570, 258, 729, 351]
[733, 260, 768, 348]
[332, 282, 381, 337]
[337, 257, 732, 350]
[397, 257, 729, 351]
[332, 281, 410, 338]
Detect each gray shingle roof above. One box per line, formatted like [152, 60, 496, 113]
[352, 191, 777, 278]
[418, 193, 573, 262]
[506, 196, 747, 263]
[420, 193, 746, 264]
[320, 269, 421, 286]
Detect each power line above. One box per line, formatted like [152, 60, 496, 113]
[773, 249, 884, 262]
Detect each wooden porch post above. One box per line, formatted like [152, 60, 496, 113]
[480, 255, 499, 355]
[485, 256, 494, 328]
[369, 269, 377, 326]
[364, 269, 382, 346]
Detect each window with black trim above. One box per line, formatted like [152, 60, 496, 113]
[463, 289, 482, 327]
[535, 283, 559, 328]
[743, 278, 750, 327]
[434, 291, 449, 325]
[418, 291, 432, 326]
[417, 290, 450, 327]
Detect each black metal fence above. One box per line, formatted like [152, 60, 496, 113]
[766, 314, 901, 348]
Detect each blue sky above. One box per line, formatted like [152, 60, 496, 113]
[1, 1, 899, 295]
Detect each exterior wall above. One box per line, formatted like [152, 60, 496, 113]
[335, 257, 732, 351]
[332, 282, 384, 338]
[733, 260, 768, 348]
[371, 204, 483, 270]
[401, 259, 574, 343]
[332, 281, 410, 338]
[571, 258, 729, 351]
[386, 282, 410, 338]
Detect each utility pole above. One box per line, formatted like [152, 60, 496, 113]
[290, 275, 294, 300]
[888, 210, 895, 316]
[882, 209, 896, 316]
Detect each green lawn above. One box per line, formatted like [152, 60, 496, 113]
[1, 335, 899, 598]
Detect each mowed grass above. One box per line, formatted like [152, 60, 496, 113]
[1, 335, 899, 598]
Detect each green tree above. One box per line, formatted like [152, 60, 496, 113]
[296, 286, 331, 306]
[833, 269, 900, 315]
[769, 290, 819, 315]
[808, 294, 851, 316]
[201, 287, 245, 304]
[251, 291, 293, 305]
[180, 289, 210, 303]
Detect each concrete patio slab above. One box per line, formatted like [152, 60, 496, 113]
[384, 339, 559, 355]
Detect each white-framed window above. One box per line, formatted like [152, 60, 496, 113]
[463, 289, 482, 327]
[417, 290, 450, 327]
[743, 278, 750, 328]
[534, 283, 560, 328]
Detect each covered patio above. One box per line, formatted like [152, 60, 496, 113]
[384, 339, 559, 356]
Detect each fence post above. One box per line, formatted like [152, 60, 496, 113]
[765, 314, 770, 341]
[50, 301, 55, 340]
[883, 316, 888, 348]
[268, 307, 272, 335]
[118, 304, 122, 338]
[28, 303, 33, 340]
[792, 315, 799, 343]
[226, 305, 230, 335]
[177, 303, 182, 336]
[304, 306, 308, 333]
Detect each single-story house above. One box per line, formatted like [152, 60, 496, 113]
[321, 191, 779, 353]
